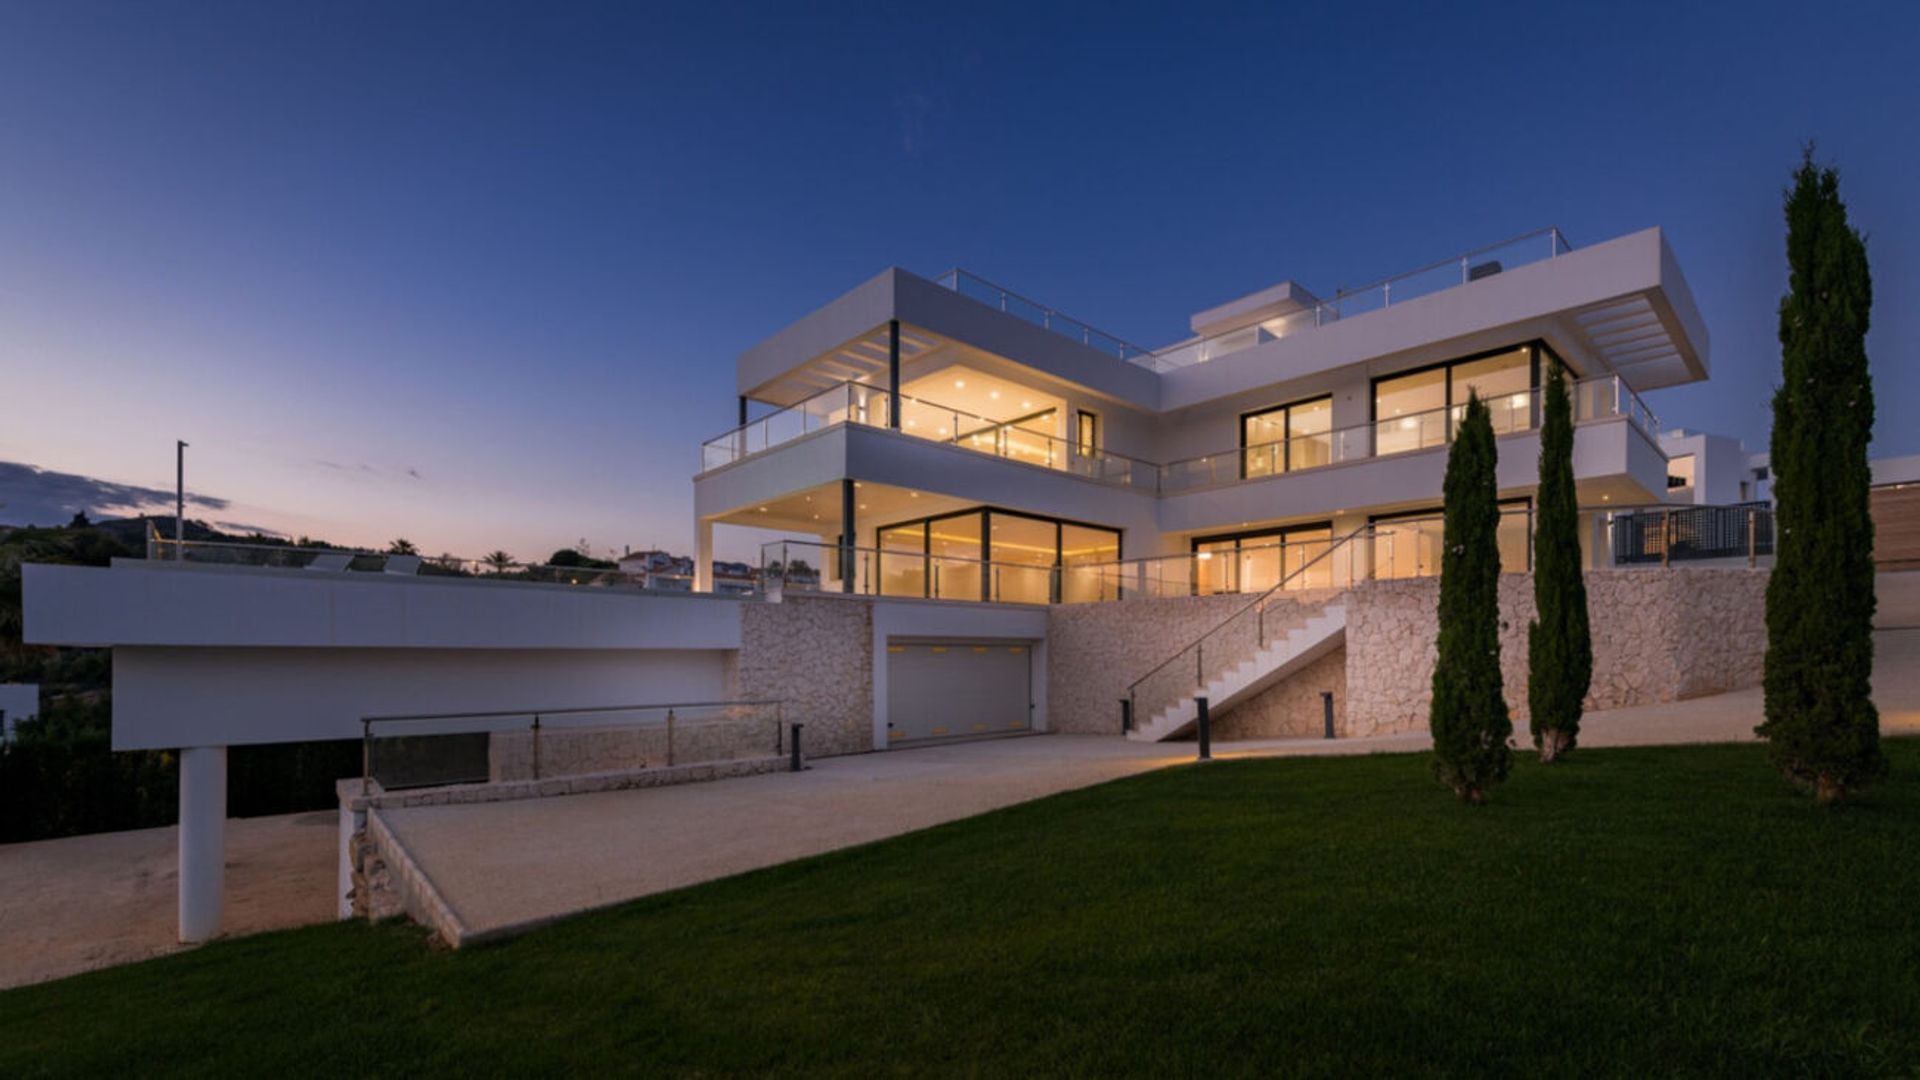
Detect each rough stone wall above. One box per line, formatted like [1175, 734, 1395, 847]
[1344, 570, 1768, 736]
[738, 594, 873, 757]
[1213, 645, 1346, 739]
[1045, 591, 1336, 734]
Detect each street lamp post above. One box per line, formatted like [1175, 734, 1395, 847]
[175, 439, 188, 558]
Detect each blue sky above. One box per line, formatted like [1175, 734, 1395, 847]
[2, 1, 1914, 560]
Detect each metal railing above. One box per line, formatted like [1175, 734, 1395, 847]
[1080, 507, 1535, 602]
[146, 528, 739, 593]
[1125, 523, 1375, 733]
[934, 269, 1162, 366]
[1599, 503, 1775, 568]
[1157, 375, 1657, 493]
[762, 537, 1109, 605]
[359, 700, 785, 794]
[1148, 228, 1574, 370]
[701, 380, 1159, 491]
[703, 373, 1656, 499]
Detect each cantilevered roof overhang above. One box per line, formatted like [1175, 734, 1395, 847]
[735, 268, 1164, 411]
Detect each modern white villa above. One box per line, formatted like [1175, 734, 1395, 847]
[26, 224, 1788, 945]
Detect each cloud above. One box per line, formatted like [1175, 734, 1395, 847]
[0, 460, 229, 527]
[214, 520, 288, 538]
[312, 459, 425, 482]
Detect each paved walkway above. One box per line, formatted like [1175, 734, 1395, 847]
[0, 811, 339, 991]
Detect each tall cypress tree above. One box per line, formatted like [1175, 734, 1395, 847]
[1430, 392, 1511, 803]
[1528, 358, 1592, 762]
[1758, 150, 1885, 804]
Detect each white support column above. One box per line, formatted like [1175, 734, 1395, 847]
[694, 520, 715, 593]
[178, 745, 227, 943]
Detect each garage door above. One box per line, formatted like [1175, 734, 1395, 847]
[886, 641, 1033, 743]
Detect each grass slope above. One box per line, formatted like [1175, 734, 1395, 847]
[3, 741, 1917, 1076]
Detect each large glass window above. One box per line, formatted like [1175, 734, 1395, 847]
[1373, 367, 1449, 455]
[1373, 344, 1542, 456]
[1242, 396, 1334, 478]
[1371, 500, 1532, 579]
[990, 513, 1057, 604]
[877, 509, 1119, 604]
[1191, 524, 1333, 595]
[879, 523, 927, 598]
[1060, 524, 1122, 603]
[1452, 347, 1535, 435]
[928, 513, 983, 601]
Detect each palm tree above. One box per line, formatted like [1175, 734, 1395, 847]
[387, 538, 418, 556]
[483, 550, 515, 573]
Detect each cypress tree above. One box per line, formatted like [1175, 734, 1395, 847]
[1430, 392, 1511, 803]
[1528, 358, 1592, 762]
[1758, 150, 1885, 804]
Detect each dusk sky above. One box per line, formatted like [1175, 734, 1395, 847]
[2, 1, 1915, 562]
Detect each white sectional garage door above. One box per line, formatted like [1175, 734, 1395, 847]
[886, 641, 1033, 744]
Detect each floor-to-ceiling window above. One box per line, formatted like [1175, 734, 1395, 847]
[1372, 343, 1548, 456]
[876, 508, 1121, 604]
[1190, 523, 1335, 594]
[1241, 395, 1334, 478]
[928, 514, 983, 601]
[990, 514, 1057, 604]
[1060, 523, 1122, 603]
[1370, 499, 1533, 579]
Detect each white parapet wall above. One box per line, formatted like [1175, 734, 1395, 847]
[23, 561, 747, 749]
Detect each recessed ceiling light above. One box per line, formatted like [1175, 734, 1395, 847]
[907, 419, 917, 428]
[860, 504, 868, 510]
[758, 506, 768, 512]
[989, 390, 1000, 400]
[1021, 400, 1032, 409]
[909, 491, 918, 498]
[955, 379, 966, 389]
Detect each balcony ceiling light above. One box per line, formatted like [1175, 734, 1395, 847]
[758, 506, 768, 512]
[907, 419, 917, 427]
[1021, 400, 1032, 408]
[989, 390, 1000, 400]
[954, 379, 966, 389]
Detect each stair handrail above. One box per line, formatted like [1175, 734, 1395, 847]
[1125, 521, 1373, 702]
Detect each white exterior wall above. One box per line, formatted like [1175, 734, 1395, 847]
[112, 646, 729, 750]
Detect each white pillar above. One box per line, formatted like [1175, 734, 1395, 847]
[694, 519, 714, 593]
[178, 745, 227, 943]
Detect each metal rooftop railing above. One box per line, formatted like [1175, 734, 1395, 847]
[935, 227, 1575, 374]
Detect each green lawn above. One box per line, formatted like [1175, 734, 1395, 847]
[3, 741, 1918, 1077]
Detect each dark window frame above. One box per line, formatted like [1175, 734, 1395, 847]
[1368, 340, 1564, 447]
[1238, 394, 1334, 479]
[872, 504, 1121, 603]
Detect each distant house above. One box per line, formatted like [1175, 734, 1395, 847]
[616, 549, 696, 591]
[712, 560, 759, 595]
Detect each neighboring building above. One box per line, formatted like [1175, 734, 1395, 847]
[616, 549, 696, 590]
[695, 226, 1701, 598]
[1658, 429, 1764, 505]
[1871, 454, 1920, 570]
[0, 683, 39, 742]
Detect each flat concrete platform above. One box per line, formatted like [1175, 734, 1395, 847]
[0, 811, 339, 991]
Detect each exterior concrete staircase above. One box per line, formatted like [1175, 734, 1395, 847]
[1126, 597, 1348, 743]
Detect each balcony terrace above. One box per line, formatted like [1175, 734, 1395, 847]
[698, 373, 1659, 497]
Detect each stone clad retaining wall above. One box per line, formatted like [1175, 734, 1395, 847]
[1041, 570, 1766, 742]
[1044, 592, 1333, 735]
[1212, 645, 1347, 739]
[738, 595, 873, 758]
[1343, 569, 1768, 737]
